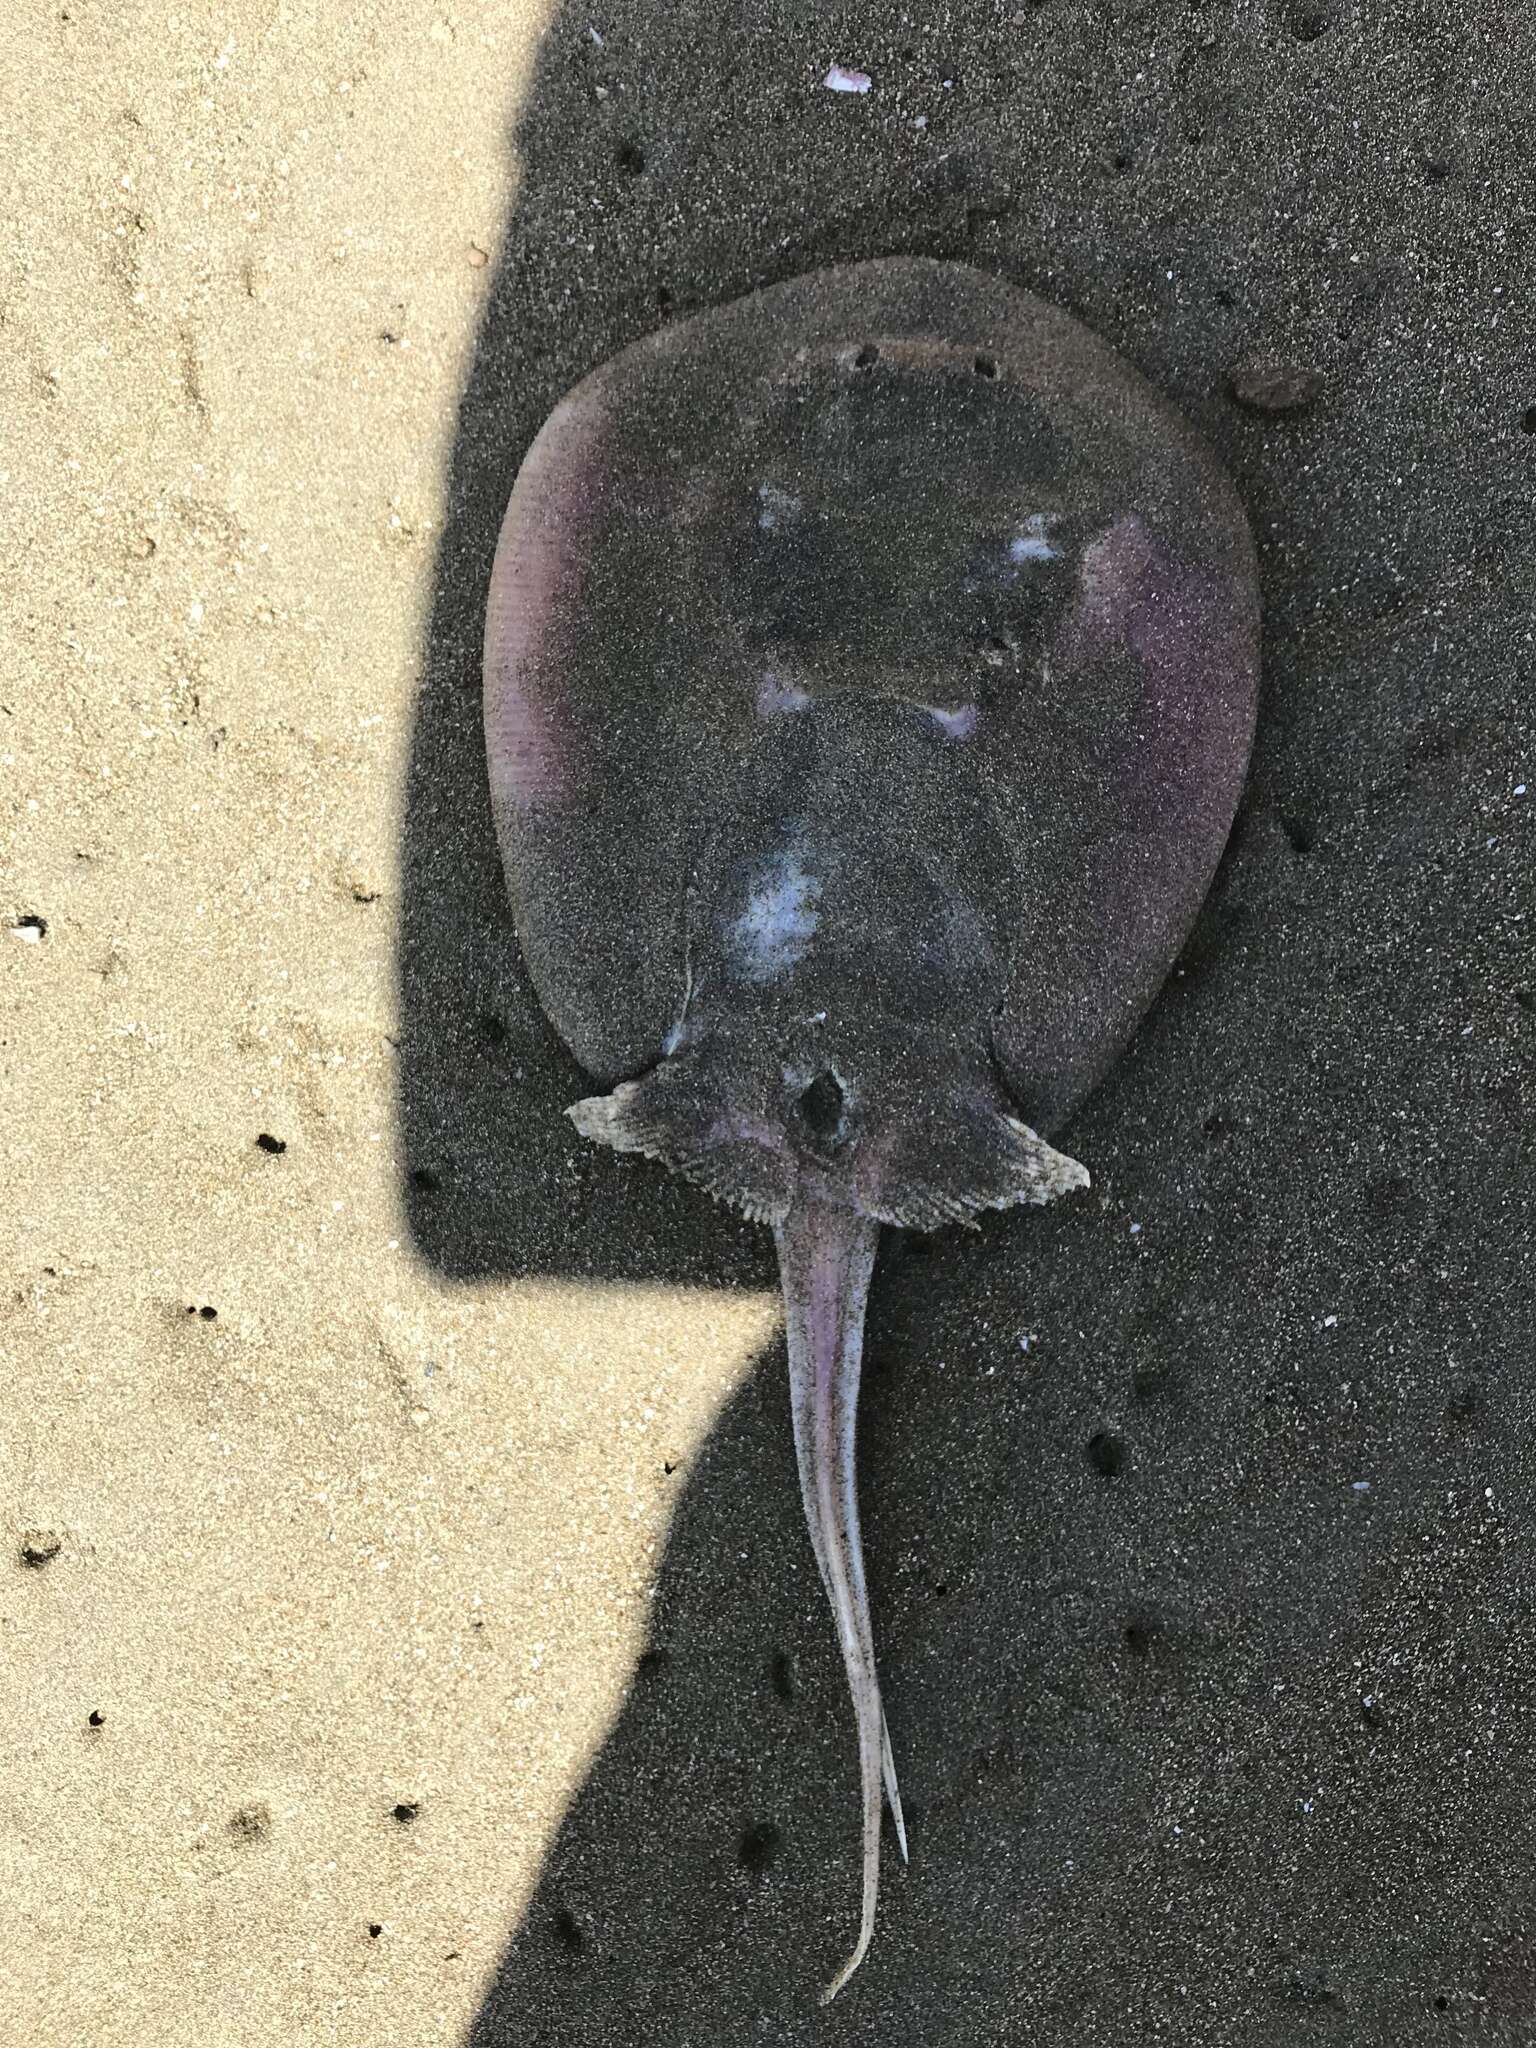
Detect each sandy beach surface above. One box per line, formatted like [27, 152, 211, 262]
[5, 4, 1534, 2044]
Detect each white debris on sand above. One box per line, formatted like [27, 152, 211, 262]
[822, 63, 871, 93]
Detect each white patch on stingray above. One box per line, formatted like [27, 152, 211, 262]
[757, 481, 802, 531]
[923, 704, 978, 739]
[728, 850, 822, 982]
[1009, 513, 1059, 564]
[757, 671, 811, 717]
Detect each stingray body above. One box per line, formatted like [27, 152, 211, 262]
[483, 258, 1259, 1999]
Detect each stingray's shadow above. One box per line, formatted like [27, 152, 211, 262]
[395, 3, 1378, 2039]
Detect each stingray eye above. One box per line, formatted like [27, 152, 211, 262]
[798, 1071, 847, 1147]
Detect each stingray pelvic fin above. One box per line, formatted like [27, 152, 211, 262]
[568, 1059, 794, 1224]
[860, 1101, 1090, 1232]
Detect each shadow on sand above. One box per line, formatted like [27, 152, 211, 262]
[396, 4, 1534, 2038]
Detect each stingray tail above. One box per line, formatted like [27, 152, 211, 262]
[774, 1192, 900, 2004]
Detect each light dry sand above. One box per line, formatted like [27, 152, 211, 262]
[2, 8, 779, 2042]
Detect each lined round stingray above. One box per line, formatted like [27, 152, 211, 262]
[485, 257, 1258, 1130]
[483, 257, 1259, 2001]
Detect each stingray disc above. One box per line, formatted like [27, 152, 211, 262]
[484, 257, 1259, 1132]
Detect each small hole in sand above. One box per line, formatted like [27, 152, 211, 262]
[636, 1647, 670, 1681]
[1423, 159, 1451, 183]
[739, 1821, 782, 1875]
[88, 1709, 105, 1727]
[11, 914, 47, 940]
[1086, 1430, 1128, 1478]
[973, 353, 998, 378]
[20, 1532, 62, 1567]
[478, 1013, 508, 1046]
[615, 138, 646, 176]
[552, 1907, 585, 1956]
[1444, 1379, 1482, 1428]
[410, 1167, 441, 1193]
[1363, 1173, 1410, 1216]
[392, 1801, 420, 1825]
[1280, 813, 1315, 855]
[853, 343, 879, 370]
[255, 1132, 286, 1154]
[186, 1304, 218, 1321]
[1290, 8, 1332, 39]
[368, 1923, 383, 1939]
[1522, 406, 1536, 435]
[771, 1650, 796, 1700]
[230, 1803, 271, 1842]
